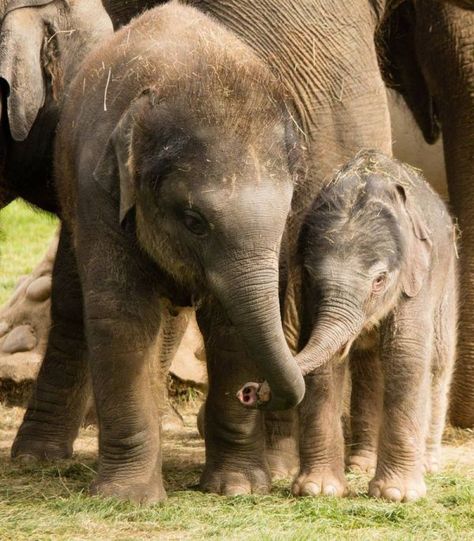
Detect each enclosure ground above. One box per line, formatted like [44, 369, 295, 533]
[0, 402, 473, 541]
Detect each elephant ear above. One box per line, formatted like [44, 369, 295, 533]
[0, 6, 50, 141]
[396, 184, 432, 298]
[93, 106, 136, 225]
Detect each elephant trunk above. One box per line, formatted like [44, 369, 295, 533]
[207, 251, 305, 411]
[295, 300, 365, 376]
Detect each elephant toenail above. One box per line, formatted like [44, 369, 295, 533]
[405, 489, 420, 502]
[302, 481, 320, 496]
[323, 485, 337, 496]
[384, 487, 402, 502]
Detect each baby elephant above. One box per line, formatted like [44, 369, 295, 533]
[297, 150, 457, 502]
[240, 150, 457, 501]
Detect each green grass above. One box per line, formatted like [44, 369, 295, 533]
[0, 199, 473, 540]
[1, 406, 473, 541]
[0, 199, 58, 305]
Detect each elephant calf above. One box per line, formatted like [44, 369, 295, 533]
[12, 0, 306, 502]
[240, 150, 457, 502]
[298, 150, 457, 502]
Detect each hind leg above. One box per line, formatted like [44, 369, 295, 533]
[12, 226, 89, 461]
[425, 278, 457, 473]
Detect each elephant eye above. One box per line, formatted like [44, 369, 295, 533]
[182, 209, 209, 236]
[372, 273, 387, 294]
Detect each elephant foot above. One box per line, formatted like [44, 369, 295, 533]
[266, 448, 299, 481]
[347, 451, 377, 474]
[11, 434, 73, 462]
[292, 467, 348, 497]
[200, 462, 271, 495]
[368, 471, 426, 502]
[90, 475, 166, 504]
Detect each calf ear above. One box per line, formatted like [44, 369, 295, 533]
[0, 11, 46, 141]
[396, 184, 432, 297]
[93, 107, 136, 225]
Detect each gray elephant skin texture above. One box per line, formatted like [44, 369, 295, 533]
[295, 151, 457, 501]
[13, 2, 306, 503]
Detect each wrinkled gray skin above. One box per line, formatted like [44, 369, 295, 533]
[100, 0, 474, 497]
[14, 0, 391, 500]
[0, 0, 112, 211]
[14, 3, 306, 503]
[16, 0, 393, 499]
[296, 151, 457, 502]
[379, 0, 474, 428]
[14, 0, 473, 502]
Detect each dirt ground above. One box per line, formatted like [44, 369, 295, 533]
[0, 401, 473, 540]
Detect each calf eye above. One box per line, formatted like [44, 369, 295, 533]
[182, 209, 209, 236]
[372, 273, 387, 294]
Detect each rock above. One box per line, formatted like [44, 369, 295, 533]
[2, 325, 37, 353]
[0, 352, 41, 382]
[26, 276, 52, 302]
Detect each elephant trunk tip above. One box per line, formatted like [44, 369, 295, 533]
[236, 375, 305, 411]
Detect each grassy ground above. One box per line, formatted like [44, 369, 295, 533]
[0, 200, 58, 305]
[0, 201, 473, 540]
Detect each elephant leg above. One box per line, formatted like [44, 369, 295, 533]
[347, 335, 383, 474]
[425, 278, 457, 473]
[414, 0, 474, 428]
[70, 222, 166, 503]
[12, 226, 89, 461]
[198, 304, 271, 496]
[264, 409, 299, 481]
[292, 363, 347, 498]
[369, 305, 431, 502]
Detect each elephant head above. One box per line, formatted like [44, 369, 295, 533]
[91, 41, 306, 410]
[295, 151, 432, 374]
[237, 151, 432, 406]
[0, 0, 112, 141]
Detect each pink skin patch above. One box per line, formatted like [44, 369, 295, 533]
[236, 381, 271, 407]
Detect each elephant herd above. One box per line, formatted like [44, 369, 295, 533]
[0, 0, 473, 505]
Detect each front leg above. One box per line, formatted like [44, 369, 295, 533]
[198, 304, 271, 495]
[80, 235, 166, 503]
[293, 363, 347, 497]
[347, 331, 383, 474]
[369, 299, 432, 502]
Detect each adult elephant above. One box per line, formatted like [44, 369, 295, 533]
[101, 0, 392, 496]
[380, 0, 474, 427]
[0, 0, 112, 212]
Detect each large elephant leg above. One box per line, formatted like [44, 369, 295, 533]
[12, 226, 89, 460]
[414, 1, 474, 428]
[292, 363, 347, 497]
[198, 303, 271, 495]
[347, 333, 383, 474]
